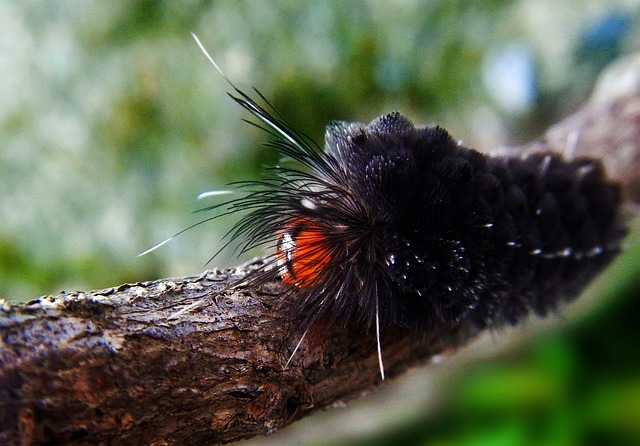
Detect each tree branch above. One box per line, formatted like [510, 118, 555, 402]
[0, 268, 477, 445]
[2, 54, 640, 445]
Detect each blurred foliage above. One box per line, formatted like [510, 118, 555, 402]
[1, 1, 639, 445]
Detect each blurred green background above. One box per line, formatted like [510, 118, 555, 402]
[1, 1, 639, 445]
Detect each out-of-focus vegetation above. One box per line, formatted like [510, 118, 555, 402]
[1, 1, 639, 445]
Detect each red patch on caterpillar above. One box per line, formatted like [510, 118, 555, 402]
[277, 217, 333, 288]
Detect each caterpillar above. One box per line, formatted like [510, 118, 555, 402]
[146, 35, 625, 380]
[219, 90, 624, 330]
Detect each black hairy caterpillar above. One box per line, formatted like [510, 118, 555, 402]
[147, 35, 625, 379]
[219, 95, 624, 331]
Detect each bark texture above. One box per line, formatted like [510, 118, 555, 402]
[0, 268, 476, 445]
[2, 55, 640, 445]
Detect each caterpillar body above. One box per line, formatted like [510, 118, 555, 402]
[219, 89, 624, 340]
[150, 36, 625, 379]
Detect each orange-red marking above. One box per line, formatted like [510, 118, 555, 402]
[277, 218, 332, 287]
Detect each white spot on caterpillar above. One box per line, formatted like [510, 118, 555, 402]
[564, 129, 579, 159]
[540, 155, 552, 175]
[280, 233, 295, 262]
[588, 246, 604, 257]
[301, 198, 317, 210]
[578, 164, 595, 178]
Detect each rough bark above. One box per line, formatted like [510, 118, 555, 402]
[2, 55, 640, 445]
[0, 267, 477, 445]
